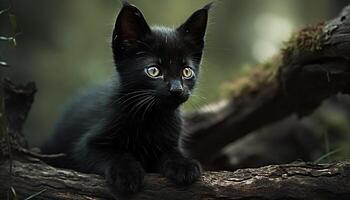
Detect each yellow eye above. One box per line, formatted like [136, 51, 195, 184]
[182, 67, 194, 79]
[145, 66, 161, 78]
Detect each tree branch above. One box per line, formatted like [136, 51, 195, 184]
[184, 5, 350, 167]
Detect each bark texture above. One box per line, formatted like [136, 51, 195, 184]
[1, 159, 350, 200]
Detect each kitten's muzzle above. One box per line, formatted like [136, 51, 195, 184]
[169, 80, 184, 96]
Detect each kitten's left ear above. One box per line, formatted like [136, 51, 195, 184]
[177, 3, 212, 44]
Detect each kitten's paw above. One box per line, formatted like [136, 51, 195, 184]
[105, 161, 145, 195]
[161, 158, 202, 185]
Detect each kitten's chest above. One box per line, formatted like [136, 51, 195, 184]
[116, 109, 182, 140]
[117, 115, 181, 167]
[120, 118, 181, 149]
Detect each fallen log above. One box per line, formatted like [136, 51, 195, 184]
[1, 159, 350, 200]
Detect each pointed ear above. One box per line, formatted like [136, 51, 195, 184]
[177, 3, 212, 44]
[113, 2, 151, 42]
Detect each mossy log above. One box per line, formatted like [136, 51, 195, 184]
[1, 4, 350, 200]
[184, 5, 350, 168]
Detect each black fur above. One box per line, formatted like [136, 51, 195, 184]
[41, 2, 210, 195]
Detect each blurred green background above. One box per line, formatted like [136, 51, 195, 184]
[0, 0, 349, 149]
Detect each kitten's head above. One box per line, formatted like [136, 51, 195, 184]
[112, 2, 210, 108]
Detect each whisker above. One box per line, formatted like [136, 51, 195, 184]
[128, 95, 153, 120]
[141, 97, 156, 121]
[113, 90, 154, 105]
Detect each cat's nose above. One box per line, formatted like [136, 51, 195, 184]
[169, 80, 184, 96]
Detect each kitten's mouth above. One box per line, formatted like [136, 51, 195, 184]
[162, 93, 190, 107]
[175, 96, 189, 104]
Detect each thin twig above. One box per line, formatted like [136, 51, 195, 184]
[17, 146, 65, 159]
[315, 148, 343, 163]
[0, 7, 11, 15]
[23, 189, 47, 200]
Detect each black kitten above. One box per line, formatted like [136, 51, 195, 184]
[41, 1, 210, 195]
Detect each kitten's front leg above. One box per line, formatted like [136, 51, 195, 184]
[160, 151, 202, 185]
[105, 154, 145, 195]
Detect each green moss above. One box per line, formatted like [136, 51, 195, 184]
[222, 22, 326, 99]
[282, 22, 325, 58]
[221, 55, 282, 98]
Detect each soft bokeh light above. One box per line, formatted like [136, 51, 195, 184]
[253, 14, 294, 62]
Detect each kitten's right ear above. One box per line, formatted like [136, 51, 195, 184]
[177, 3, 212, 45]
[112, 2, 151, 42]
